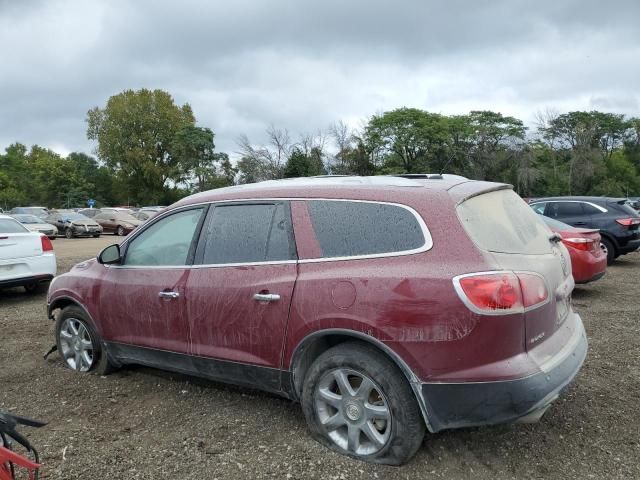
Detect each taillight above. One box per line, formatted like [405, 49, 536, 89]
[616, 218, 640, 227]
[561, 237, 594, 251]
[41, 235, 54, 252]
[454, 271, 548, 314]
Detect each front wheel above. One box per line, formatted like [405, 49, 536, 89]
[55, 306, 115, 375]
[64, 228, 74, 239]
[92, 234, 100, 238]
[301, 342, 425, 465]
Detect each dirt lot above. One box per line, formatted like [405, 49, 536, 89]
[1, 237, 639, 479]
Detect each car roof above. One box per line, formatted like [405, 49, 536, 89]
[173, 175, 485, 208]
[530, 196, 624, 203]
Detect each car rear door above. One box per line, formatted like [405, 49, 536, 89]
[98, 207, 207, 353]
[546, 201, 590, 227]
[184, 202, 297, 390]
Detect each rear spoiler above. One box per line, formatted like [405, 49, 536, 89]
[450, 182, 514, 206]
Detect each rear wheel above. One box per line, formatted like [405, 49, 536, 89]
[55, 306, 115, 375]
[116, 225, 125, 236]
[600, 237, 615, 265]
[24, 282, 45, 294]
[301, 342, 425, 465]
[92, 234, 100, 238]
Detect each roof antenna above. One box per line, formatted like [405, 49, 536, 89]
[439, 151, 455, 176]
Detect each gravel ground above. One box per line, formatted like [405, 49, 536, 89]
[1, 237, 639, 479]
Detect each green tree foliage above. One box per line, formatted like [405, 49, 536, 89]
[284, 147, 326, 178]
[171, 126, 235, 191]
[364, 108, 449, 173]
[86, 88, 196, 204]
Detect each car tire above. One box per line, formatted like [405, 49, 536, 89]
[24, 282, 45, 294]
[92, 234, 100, 238]
[600, 237, 615, 265]
[301, 341, 425, 465]
[116, 225, 125, 236]
[48, 236, 56, 240]
[55, 306, 115, 376]
[64, 228, 74, 239]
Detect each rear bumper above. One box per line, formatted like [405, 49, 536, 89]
[618, 237, 640, 255]
[0, 273, 54, 289]
[421, 316, 587, 432]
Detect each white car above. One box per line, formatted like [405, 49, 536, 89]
[0, 214, 56, 292]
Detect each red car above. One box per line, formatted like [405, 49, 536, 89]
[540, 216, 607, 284]
[47, 176, 587, 465]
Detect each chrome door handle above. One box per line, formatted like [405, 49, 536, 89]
[159, 291, 180, 299]
[253, 293, 280, 302]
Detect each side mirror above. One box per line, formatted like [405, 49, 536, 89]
[98, 244, 121, 265]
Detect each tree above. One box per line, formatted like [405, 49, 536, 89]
[283, 147, 326, 178]
[86, 88, 196, 204]
[171, 126, 219, 192]
[364, 108, 449, 173]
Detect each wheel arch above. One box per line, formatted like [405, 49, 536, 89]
[598, 231, 618, 251]
[288, 329, 433, 431]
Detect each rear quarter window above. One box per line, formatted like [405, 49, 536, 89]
[0, 218, 29, 233]
[306, 200, 427, 258]
[457, 189, 552, 255]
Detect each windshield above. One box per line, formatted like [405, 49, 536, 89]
[62, 213, 91, 221]
[13, 214, 42, 224]
[0, 218, 29, 233]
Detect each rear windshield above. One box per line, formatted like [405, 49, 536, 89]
[457, 189, 552, 255]
[0, 218, 29, 233]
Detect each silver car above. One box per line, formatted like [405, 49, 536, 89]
[11, 214, 58, 239]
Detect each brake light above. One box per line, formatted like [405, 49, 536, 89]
[41, 235, 53, 252]
[454, 271, 548, 314]
[561, 237, 594, 251]
[616, 218, 640, 227]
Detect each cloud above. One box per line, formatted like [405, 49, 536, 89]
[0, 0, 638, 158]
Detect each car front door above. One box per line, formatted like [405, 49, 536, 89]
[184, 202, 297, 391]
[98, 206, 207, 353]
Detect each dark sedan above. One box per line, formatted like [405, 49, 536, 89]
[45, 212, 103, 238]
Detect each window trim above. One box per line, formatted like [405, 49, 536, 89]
[112, 204, 209, 269]
[530, 200, 607, 214]
[193, 200, 298, 267]
[112, 197, 433, 268]
[300, 198, 432, 263]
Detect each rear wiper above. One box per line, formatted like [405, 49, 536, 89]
[549, 233, 562, 243]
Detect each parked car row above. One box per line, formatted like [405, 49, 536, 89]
[5, 205, 166, 238]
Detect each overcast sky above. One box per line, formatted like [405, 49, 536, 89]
[1, 0, 638, 159]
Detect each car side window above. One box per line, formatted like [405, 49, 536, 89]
[530, 203, 546, 215]
[199, 203, 296, 265]
[582, 203, 602, 215]
[555, 202, 584, 217]
[306, 200, 426, 258]
[124, 208, 205, 266]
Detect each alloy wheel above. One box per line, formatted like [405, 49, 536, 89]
[314, 368, 392, 456]
[600, 242, 608, 256]
[117, 226, 125, 236]
[58, 318, 94, 372]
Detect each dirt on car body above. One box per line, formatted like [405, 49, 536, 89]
[0, 237, 638, 479]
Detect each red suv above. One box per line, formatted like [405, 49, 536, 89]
[47, 176, 587, 465]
